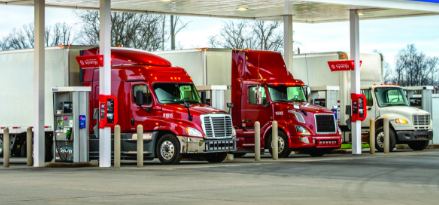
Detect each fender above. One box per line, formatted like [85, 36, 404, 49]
[260, 120, 292, 148]
[158, 118, 203, 138]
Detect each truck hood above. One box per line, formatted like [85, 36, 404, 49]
[274, 101, 333, 114]
[161, 104, 228, 116]
[380, 106, 430, 117]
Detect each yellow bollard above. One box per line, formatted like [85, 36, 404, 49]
[255, 121, 260, 161]
[137, 125, 143, 167]
[3, 128, 9, 168]
[114, 125, 121, 169]
[369, 119, 375, 154]
[272, 121, 278, 160]
[384, 117, 390, 154]
[27, 127, 33, 166]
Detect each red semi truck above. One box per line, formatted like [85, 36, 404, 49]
[155, 49, 343, 157]
[0, 46, 237, 164]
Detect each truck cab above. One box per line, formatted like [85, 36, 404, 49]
[81, 48, 237, 164]
[232, 50, 342, 157]
[359, 85, 433, 151]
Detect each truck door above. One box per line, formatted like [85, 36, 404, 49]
[130, 82, 161, 131]
[242, 82, 271, 143]
[361, 89, 375, 127]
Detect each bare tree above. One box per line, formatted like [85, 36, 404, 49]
[170, 15, 191, 50]
[394, 44, 438, 87]
[208, 20, 289, 52]
[0, 22, 76, 50]
[373, 49, 394, 84]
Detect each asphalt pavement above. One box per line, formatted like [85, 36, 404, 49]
[1, 149, 438, 204]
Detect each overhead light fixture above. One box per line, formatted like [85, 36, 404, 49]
[358, 12, 365, 16]
[237, 7, 248, 11]
[161, 0, 172, 2]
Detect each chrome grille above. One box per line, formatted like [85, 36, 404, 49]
[202, 114, 233, 138]
[413, 114, 430, 126]
[315, 114, 336, 134]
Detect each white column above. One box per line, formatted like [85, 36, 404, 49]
[284, 0, 293, 72]
[350, 9, 361, 155]
[34, 0, 45, 167]
[99, 0, 112, 167]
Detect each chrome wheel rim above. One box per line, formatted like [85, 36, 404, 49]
[160, 140, 175, 160]
[271, 136, 285, 154]
[376, 132, 384, 148]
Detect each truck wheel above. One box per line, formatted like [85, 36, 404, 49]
[408, 141, 429, 151]
[268, 132, 290, 158]
[156, 134, 183, 165]
[309, 150, 325, 157]
[205, 153, 228, 163]
[375, 127, 396, 152]
[0, 136, 3, 157]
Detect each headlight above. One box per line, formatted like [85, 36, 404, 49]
[338, 127, 342, 135]
[185, 127, 203, 137]
[295, 125, 310, 136]
[232, 127, 236, 137]
[395, 119, 408, 124]
[431, 119, 433, 125]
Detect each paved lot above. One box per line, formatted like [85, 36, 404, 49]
[1, 149, 439, 204]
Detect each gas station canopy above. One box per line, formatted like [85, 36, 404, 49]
[1, 0, 439, 22]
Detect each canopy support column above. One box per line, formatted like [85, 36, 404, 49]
[283, 0, 293, 72]
[99, 0, 112, 167]
[33, 0, 45, 167]
[350, 9, 362, 155]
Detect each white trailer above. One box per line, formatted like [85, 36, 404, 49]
[0, 46, 91, 158]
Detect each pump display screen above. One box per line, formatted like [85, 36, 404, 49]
[107, 99, 114, 124]
[359, 97, 364, 118]
[353, 101, 358, 114]
[100, 103, 105, 119]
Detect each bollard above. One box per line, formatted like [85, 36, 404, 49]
[114, 125, 121, 169]
[384, 117, 390, 154]
[3, 128, 9, 168]
[26, 127, 33, 166]
[369, 119, 375, 154]
[255, 121, 261, 161]
[272, 121, 278, 160]
[227, 153, 234, 161]
[137, 125, 143, 167]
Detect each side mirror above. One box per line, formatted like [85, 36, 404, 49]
[184, 102, 191, 108]
[227, 103, 234, 108]
[135, 90, 144, 106]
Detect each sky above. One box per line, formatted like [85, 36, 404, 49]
[1, 5, 439, 71]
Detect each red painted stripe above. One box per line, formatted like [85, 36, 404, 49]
[12, 127, 19, 129]
[0, 127, 5, 129]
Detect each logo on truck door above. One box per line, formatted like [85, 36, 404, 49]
[163, 113, 173, 118]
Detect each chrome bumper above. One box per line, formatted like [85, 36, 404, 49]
[176, 136, 238, 154]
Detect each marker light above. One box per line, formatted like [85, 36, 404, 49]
[117, 45, 121, 48]
[381, 83, 383, 85]
[68, 44, 71, 47]
[274, 82, 279, 86]
[59, 44, 63, 48]
[374, 84, 376, 86]
[341, 54, 347, 59]
[385, 83, 388, 85]
[395, 119, 408, 124]
[395, 84, 398, 86]
[197, 48, 201, 50]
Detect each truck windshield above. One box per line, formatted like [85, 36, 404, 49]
[268, 86, 307, 103]
[374, 87, 409, 107]
[153, 83, 201, 104]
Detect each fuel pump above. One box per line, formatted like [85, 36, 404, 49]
[52, 87, 91, 162]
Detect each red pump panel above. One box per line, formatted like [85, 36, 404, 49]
[99, 94, 118, 128]
[350, 93, 367, 122]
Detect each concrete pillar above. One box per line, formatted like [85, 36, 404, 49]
[272, 121, 278, 160]
[384, 117, 390, 154]
[3, 128, 9, 168]
[255, 121, 261, 161]
[137, 125, 143, 167]
[34, 0, 45, 167]
[369, 119, 375, 154]
[99, 0, 112, 168]
[283, 0, 293, 72]
[350, 9, 362, 155]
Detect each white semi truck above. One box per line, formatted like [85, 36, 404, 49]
[293, 52, 433, 151]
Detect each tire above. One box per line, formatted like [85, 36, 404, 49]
[0, 136, 3, 157]
[156, 134, 183, 165]
[375, 127, 396, 152]
[233, 153, 246, 158]
[309, 150, 325, 157]
[408, 141, 429, 151]
[205, 153, 228, 163]
[268, 131, 290, 158]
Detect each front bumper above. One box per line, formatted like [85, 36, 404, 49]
[290, 136, 342, 149]
[177, 136, 238, 154]
[396, 130, 433, 142]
